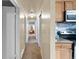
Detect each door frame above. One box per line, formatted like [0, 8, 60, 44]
[10, 0, 21, 59]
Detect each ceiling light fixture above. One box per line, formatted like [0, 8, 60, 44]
[28, 9, 36, 18]
[41, 14, 50, 19]
[20, 14, 24, 19]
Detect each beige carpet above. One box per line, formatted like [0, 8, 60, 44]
[22, 43, 42, 59]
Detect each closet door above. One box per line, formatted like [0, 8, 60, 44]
[2, 6, 16, 59]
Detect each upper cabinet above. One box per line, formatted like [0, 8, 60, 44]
[65, 0, 76, 10]
[65, 1, 73, 10]
[73, 0, 76, 10]
[55, 2, 64, 22]
[55, 0, 76, 22]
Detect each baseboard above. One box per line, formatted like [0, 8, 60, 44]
[21, 48, 25, 58]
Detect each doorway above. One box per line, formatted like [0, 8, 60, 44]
[21, 14, 42, 59]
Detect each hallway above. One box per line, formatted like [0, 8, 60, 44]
[2, 0, 55, 59]
[22, 43, 42, 59]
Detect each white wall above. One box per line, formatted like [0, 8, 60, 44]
[40, 19, 50, 59]
[20, 15, 25, 58]
[40, 0, 55, 59]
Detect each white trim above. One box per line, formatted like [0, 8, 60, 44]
[37, 15, 40, 47]
[9, 1, 21, 59]
[26, 16, 28, 43]
[10, 0, 19, 7]
[50, 0, 55, 59]
[10, 0, 26, 14]
[15, 8, 21, 59]
[21, 48, 25, 58]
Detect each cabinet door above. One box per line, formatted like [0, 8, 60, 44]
[61, 48, 72, 59]
[56, 2, 64, 22]
[56, 49, 61, 59]
[56, 44, 62, 59]
[73, 0, 76, 10]
[65, 1, 73, 10]
[56, 43, 72, 59]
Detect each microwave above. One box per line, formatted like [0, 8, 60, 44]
[66, 10, 76, 22]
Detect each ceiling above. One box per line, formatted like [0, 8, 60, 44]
[16, 0, 51, 16]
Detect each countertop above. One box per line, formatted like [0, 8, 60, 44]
[55, 38, 73, 44]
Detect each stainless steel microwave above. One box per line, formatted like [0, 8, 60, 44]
[66, 10, 76, 22]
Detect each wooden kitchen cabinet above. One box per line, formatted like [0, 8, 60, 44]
[56, 43, 72, 59]
[55, 0, 76, 22]
[65, 1, 74, 10]
[55, 2, 64, 22]
[73, 0, 76, 10]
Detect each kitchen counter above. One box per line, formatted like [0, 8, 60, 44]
[55, 39, 73, 44]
